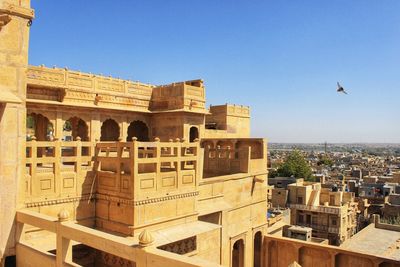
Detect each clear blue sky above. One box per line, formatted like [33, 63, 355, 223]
[29, 1, 400, 143]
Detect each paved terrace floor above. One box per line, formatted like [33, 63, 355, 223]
[340, 224, 400, 261]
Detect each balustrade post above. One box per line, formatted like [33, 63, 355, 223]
[194, 138, 201, 185]
[56, 209, 73, 266]
[117, 138, 123, 190]
[93, 139, 100, 170]
[168, 139, 174, 168]
[30, 136, 37, 186]
[54, 138, 61, 196]
[203, 144, 209, 172]
[216, 145, 222, 172]
[75, 137, 82, 175]
[132, 137, 138, 196]
[154, 137, 161, 190]
[181, 138, 187, 156]
[176, 138, 181, 189]
[181, 138, 187, 172]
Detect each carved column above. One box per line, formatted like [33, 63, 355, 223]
[55, 110, 64, 140]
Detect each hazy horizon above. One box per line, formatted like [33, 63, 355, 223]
[269, 142, 400, 145]
[29, 1, 400, 143]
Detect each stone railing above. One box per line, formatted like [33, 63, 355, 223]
[27, 65, 153, 97]
[26, 65, 209, 113]
[95, 139, 202, 199]
[16, 210, 221, 267]
[296, 223, 340, 234]
[226, 104, 250, 117]
[201, 138, 267, 178]
[25, 138, 96, 202]
[264, 235, 399, 267]
[25, 138, 202, 202]
[150, 81, 206, 112]
[27, 65, 154, 112]
[289, 204, 341, 215]
[203, 146, 251, 177]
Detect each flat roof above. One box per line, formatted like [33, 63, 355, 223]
[340, 224, 400, 261]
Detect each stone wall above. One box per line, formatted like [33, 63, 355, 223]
[0, 0, 33, 263]
[264, 235, 400, 267]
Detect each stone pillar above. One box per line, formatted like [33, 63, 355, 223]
[56, 209, 72, 266]
[0, 0, 34, 264]
[122, 120, 128, 141]
[55, 110, 64, 140]
[91, 112, 101, 141]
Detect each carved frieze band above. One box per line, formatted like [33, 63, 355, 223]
[96, 191, 199, 206]
[24, 191, 199, 208]
[25, 194, 93, 208]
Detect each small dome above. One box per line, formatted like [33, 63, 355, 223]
[139, 229, 154, 247]
[58, 208, 70, 222]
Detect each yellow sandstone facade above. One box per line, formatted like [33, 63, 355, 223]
[0, 1, 399, 267]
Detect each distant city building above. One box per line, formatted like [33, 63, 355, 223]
[287, 181, 358, 245]
[268, 177, 303, 189]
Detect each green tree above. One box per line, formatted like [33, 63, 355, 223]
[26, 115, 35, 129]
[276, 150, 312, 179]
[317, 156, 333, 167]
[268, 169, 278, 178]
[63, 120, 72, 131]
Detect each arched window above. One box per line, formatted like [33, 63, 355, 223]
[27, 113, 54, 157]
[101, 119, 120, 141]
[27, 113, 53, 141]
[189, 126, 199, 142]
[127, 120, 149, 141]
[253, 231, 262, 267]
[64, 117, 89, 141]
[232, 239, 244, 267]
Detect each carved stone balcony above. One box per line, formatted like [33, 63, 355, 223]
[289, 204, 342, 215]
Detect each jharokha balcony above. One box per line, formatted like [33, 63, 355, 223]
[21, 136, 268, 266]
[25, 137, 266, 204]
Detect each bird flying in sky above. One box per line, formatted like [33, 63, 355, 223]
[337, 82, 348, 94]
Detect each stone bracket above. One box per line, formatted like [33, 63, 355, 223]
[0, 2, 35, 31]
[0, 13, 11, 30]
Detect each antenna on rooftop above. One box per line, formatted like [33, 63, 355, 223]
[324, 141, 327, 154]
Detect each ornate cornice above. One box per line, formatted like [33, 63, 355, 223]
[25, 195, 93, 208]
[95, 194, 135, 206]
[96, 191, 199, 206]
[24, 191, 199, 208]
[133, 191, 199, 206]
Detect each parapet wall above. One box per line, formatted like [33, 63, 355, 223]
[264, 235, 399, 267]
[373, 214, 400, 232]
[27, 66, 207, 114]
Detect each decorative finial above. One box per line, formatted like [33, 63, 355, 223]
[154, 137, 160, 142]
[175, 138, 180, 142]
[118, 137, 123, 142]
[139, 229, 154, 247]
[132, 137, 138, 142]
[58, 208, 70, 222]
[194, 138, 199, 142]
[76, 136, 81, 141]
[169, 139, 173, 142]
[181, 138, 186, 143]
[31, 136, 37, 141]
